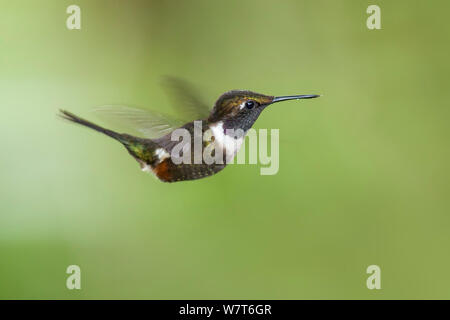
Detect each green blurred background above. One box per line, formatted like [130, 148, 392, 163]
[1, 0, 449, 299]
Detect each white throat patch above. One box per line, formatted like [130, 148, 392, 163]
[209, 121, 245, 159]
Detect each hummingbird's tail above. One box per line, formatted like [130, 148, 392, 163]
[59, 109, 126, 142]
[58, 109, 158, 167]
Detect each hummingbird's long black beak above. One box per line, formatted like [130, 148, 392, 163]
[272, 94, 320, 103]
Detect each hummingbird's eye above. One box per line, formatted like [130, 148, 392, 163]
[245, 100, 255, 109]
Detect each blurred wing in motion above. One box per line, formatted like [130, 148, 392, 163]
[93, 78, 210, 139]
[162, 76, 211, 121]
[93, 105, 183, 139]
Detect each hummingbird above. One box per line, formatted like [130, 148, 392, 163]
[59, 80, 319, 182]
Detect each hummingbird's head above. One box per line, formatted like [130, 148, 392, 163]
[208, 90, 320, 131]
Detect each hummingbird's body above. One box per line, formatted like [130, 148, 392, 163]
[146, 119, 226, 182]
[60, 89, 319, 182]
